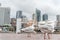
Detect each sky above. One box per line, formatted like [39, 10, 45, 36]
[0, 0, 60, 20]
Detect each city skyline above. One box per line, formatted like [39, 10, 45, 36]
[0, 0, 60, 20]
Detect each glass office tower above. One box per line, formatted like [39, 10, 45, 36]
[42, 14, 48, 21]
[36, 9, 41, 22]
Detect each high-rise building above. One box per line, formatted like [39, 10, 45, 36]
[16, 10, 23, 33]
[42, 14, 48, 21]
[36, 9, 41, 22]
[56, 15, 60, 27]
[32, 13, 36, 20]
[16, 18, 22, 33]
[0, 7, 10, 25]
[56, 15, 60, 22]
[54, 15, 60, 31]
[16, 11, 22, 18]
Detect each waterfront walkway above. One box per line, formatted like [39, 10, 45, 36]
[0, 33, 60, 40]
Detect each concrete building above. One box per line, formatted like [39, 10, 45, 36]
[56, 15, 60, 22]
[32, 13, 35, 20]
[32, 13, 37, 25]
[42, 14, 48, 21]
[36, 9, 41, 22]
[56, 15, 60, 27]
[16, 18, 22, 33]
[16, 10, 23, 33]
[54, 15, 60, 31]
[11, 18, 16, 27]
[32, 13, 36, 20]
[0, 7, 10, 26]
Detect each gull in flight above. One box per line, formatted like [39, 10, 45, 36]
[21, 20, 36, 37]
[38, 21, 55, 40]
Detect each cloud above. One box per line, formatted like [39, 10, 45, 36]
[0, 0, 60, 20]
[33, 0, 60, 20]
[52, 0, 60, 6]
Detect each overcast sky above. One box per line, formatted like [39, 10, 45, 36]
[0, 0, 60, 20]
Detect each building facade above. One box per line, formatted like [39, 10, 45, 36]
[54, 15, 60, 31]
[16, 10, 23, 33]
[16, 11, 22, 18]
[56, 15, 60, 22]
[36, 9, 41, 22]
[0, 7, 10, 26]
[16, 18, 22, 33]
[32, 13, 36, 20]
[56, 15, 60, 27]
[42, 14, 48, 21]
[11, 18, 16, 27]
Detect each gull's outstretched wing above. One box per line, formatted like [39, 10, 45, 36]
[21, 24, 35, 32]
[38, 21, 55, 33]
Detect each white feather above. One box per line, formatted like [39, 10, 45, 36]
[38, 21, 55, 33]
[21, 24, 35, 32]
